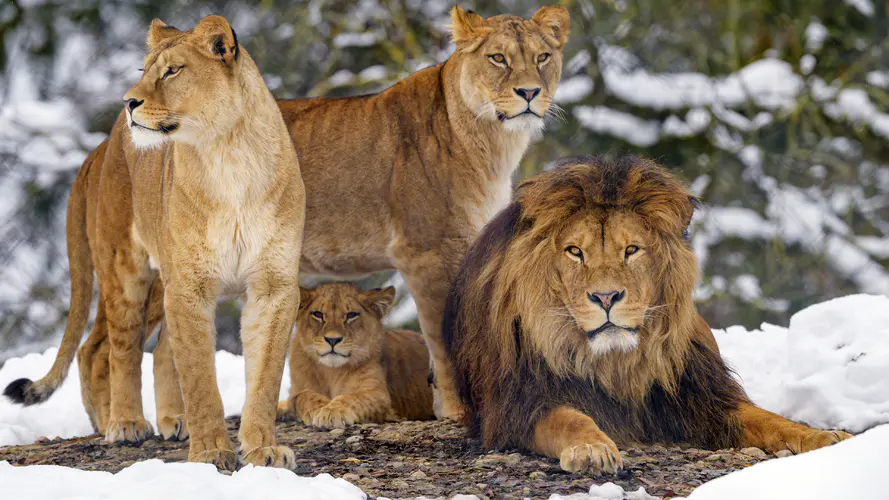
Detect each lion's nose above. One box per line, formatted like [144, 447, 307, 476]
[324, 336, 343, 348]
[587, 290, 626, 312]
[124, 98, 144, 113]
[514, 87, 541, 103]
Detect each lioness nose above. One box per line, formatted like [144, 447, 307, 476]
[324, 336, 343, 348]
[124, 98, 144, 113]
[514, 87, 541, 102]
[587, 290, 626, 312]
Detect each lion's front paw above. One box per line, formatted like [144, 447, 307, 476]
[559, 441, 623, 475]
[240, 445, 296, 470]
[276, 399, 298, 422]
[799, 429, 853, 453]
[158, 414, 189, 441]
[104, 418, 154, 443]
[310, 403, 359, 429]
[190, 448, 238, 471]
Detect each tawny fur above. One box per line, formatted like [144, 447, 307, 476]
[5, 16, 305, 472]
[443, 155, 853, 475]
[277, 283, 435, 428]
[46, 4, 571, 427]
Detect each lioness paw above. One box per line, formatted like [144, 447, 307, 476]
[104, 418, 154, 444]
[799, 429, 853, 453]
[158, 414, 189, 441]
[559, 442, 623, 475]
[310, 404, 359, 429]
[191, 448, 238, 472]
[241, 445, 296, 470]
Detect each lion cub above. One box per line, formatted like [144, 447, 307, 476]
[278, 283, 435, 428]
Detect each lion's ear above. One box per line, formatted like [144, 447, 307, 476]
[449, 5, 493, 52]
[531, 6, 570, 49]
[147, 19, 181, 50]
[298, 287, 314, 310]
[194, 15, 240, 65]
[359, 287, 397, 319]
[683, 195, 700, 239]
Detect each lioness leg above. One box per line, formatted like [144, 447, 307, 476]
[532, 407, 623, 475]
[737, 402, 852, 454]
[77, 296, 110, 433]
[164, 280, 235, 470]
[154, 321, 188, 441]
[101, 249, 155, 443]
[238, 281, 298, 469]
[393, 246, 466, 421]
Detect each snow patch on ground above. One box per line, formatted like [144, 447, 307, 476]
[550, 482, 658, 499]
[0, 460, 366, 500]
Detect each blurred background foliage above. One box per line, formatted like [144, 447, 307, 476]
[1, 0, 887, 360]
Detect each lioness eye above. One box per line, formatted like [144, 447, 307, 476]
[310, 311, 324, 321]
[345, 312, 360, 321]
[489, 54, 506, 65]
[565, 245, 584, 262]
[163, 66, 181, 79]
[625, 245, 640, 258]
[537, 53, 551, 64]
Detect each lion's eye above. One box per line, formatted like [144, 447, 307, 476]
[565, 245, 584, 262]
[625, 245, 640, 259]
[345, 312, 360, 322]
[537, 53, 551, 64]
[489, 54, 506, 65]
[310, 311, 324, 321]
[162, 66, 181, 79]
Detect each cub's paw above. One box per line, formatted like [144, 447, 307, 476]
[559, 441, 623, 475]
[190, 448, 238, 471]
[240, 445, 296, 470]
[799, 429, 853, 453]
[104, 418, 154, 444]
[276, 399, 298, 422]
[310, 403, 359, 429]
[158, 414, 189, 441]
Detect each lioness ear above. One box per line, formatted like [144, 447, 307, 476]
[359, 287, 397, 318]
[147, 19, 181, 50]
[531, 5, 570, 49]
[298, 287, 314, 310]
[194, 15, 240, 65]
[449, 5, 493, 52]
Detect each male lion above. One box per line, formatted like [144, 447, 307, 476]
[4, 16, 305, 471]
[442, 155, 853, 475]
[277, 283, 435, 428]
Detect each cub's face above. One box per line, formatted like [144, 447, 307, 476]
[123, 16, 243, 149]
[296, 284, 396, 368]
[554, 210, 657, 357]
[450, 6, 569, 134]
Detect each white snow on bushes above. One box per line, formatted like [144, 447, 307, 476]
[0, 460, 366, 500]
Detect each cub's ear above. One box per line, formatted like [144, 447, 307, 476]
[147, 19, 181, 50]
[449, 5, 493, 52]
[298, 287, 314, 310]
[531, 5, 570, 49]
[194, 15, 240, 65]
[359, 287, 397, 319]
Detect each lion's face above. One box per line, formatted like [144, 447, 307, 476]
[450, 6, 569, 134]
[123, 16, 242, 149]
[296, 284, 395, 369]
[554, 211, 657, 357]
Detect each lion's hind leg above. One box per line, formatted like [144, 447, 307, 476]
[76, 296, 110, 433]
[532, 406, 623, 475]
[154, 321, 188, 441]
[737, 402, 852, 454]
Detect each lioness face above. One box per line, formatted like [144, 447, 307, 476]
[123, 17, 243, 149]
[555, 211, 656, 357]
[296, 284, 395, 369]
[450, 6, 569, 134]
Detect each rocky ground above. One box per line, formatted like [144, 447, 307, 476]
[0, 417, 779, 499]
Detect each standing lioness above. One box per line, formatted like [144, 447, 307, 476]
[5, 16, 305, 471]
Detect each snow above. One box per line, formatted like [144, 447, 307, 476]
[555, 76, 594, 104]
[550, 482, 657, 499]
[687, 424, 889, 500]
[804, 19, 828, 52]
[844, 0, 874, 16]
[714, 294, 889, 433]
[0, 460, 366, 500]
[574, 106, 660, 147]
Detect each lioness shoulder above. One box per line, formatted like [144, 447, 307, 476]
[278, 283, 434, 428]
